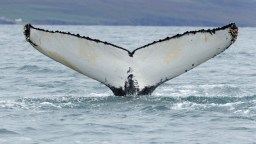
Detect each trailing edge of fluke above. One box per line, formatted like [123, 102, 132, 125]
[24, 23, 238, 96]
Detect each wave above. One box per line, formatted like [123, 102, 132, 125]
[0, 128, 19, 135]
[154, 84, 253, 97]
[0, 95, 255, 115]
[18, 65, 66, 74]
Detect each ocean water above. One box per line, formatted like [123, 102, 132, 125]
[0, 25, 255, 144]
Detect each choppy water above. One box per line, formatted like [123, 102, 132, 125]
[0, 25, 255, 144]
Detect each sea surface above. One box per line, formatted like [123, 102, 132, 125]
[0, 25, 255, 144]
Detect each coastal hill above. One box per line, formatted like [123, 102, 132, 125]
[0, 0, 255, 26]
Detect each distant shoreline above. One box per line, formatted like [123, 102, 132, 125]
[1, 0, 256, 27]
[0, 23, 254, 27]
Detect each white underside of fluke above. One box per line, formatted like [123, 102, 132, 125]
[24, 23, 238, 96]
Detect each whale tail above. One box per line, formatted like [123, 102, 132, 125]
[24, 23, 238, 96]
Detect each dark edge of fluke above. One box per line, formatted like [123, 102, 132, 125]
[23, 24, 131, 55]
[133, 23, 238, 54]
[24, 23, 238, 57]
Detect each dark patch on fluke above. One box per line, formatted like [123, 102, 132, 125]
[124, 74, 139, 95]
[127, 67, 132, 74]
[107, 76, 169, 96]
[108, 83, 156, 96]
[137, 86, 156, 95]
[230, 24, 238, 43]
[23, 24, 37, 47]
[108, 86, 126, 96]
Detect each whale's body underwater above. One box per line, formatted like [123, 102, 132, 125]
[24, 23, 238, 96]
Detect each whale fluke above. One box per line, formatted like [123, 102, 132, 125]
[24, 23, 238, 96]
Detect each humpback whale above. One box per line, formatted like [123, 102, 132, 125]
[24, 23, 238, 96]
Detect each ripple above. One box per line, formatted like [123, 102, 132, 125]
[0, 95, 254, 115]
[155, 84, 248, 97]
[17, 65, 65, 74]
[141, 105, 170, 112]
[0, 128, 19, 135]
